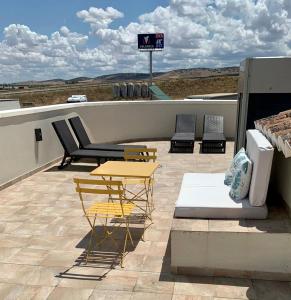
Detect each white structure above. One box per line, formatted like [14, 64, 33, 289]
[0, 99, 20, 111]
[236, 57, 291, 151]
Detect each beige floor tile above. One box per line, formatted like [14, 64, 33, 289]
[174, 276, 216, 297]
[0, 263, 37, 285]
[47, 287, 93, 300]
[0, 247, 21, 262]
[0, 233, 31, 248]
[94, 270, 138, 292]
[6, 248, 48, 265]
[134, 272, 175, 294]
[172, 295, 213, 300]
[12, 223, 49, 236]
[0, 222, 23, 234]
[213, 277, 255, 299]
[131, 292, 172, 300]
[58, 266, 108, 289]
[25, 266, 62, 287]
[142, 255, 170, 273]
[40, 249, 83, 267]
[0, 284, 54, 300]
[89, 290, 132, 300]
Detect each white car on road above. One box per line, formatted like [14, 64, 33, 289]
[67, 95, 87, 103]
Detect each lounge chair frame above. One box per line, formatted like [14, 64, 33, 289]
[68, 116, 146, 151]
[52, 120, 124, 169]
[201, 115, 226, 153]
[170, 114, 196, 153]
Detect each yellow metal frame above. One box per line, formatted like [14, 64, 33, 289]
[123, 147, 157, 219]
[74, 178, 138, 267]
[124, 147, 157, 162]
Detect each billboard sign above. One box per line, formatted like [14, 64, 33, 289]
[138, 33, 164, 51]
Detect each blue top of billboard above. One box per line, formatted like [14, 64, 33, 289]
[138, 33, 164, 51]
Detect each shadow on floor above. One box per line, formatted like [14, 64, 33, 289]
[56, 224, 146, 281]
[45, 164, 97, 173]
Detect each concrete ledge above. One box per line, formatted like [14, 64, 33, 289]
[171, 207, 291, 280]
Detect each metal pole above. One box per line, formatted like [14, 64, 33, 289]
[149, 51, 153, 86]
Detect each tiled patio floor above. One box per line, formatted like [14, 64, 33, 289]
[0, 141, 291, 299]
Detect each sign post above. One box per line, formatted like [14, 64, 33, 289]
[149, 51, 153, 86]
[138, 33, 164, 86]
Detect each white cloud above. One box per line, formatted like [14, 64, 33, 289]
[1, 1, 291, 82]
[77, 6, 124, 33]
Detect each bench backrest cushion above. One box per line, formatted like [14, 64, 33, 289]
[246, 130, 274, 206]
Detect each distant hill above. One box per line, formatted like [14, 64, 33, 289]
[95, 72, 165, 81]
[11, 66, 239, 85]
[155, 67, 239, 80]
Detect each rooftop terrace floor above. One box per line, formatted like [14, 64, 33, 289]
[0, 141, 291, 299]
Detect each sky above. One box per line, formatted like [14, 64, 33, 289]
[0, 0, 291, 82]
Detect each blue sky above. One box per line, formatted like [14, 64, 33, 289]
[0, 1, 169, 39]
[0, 0, 290, 82]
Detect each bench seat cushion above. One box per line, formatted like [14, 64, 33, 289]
[175, 173, 268, 219]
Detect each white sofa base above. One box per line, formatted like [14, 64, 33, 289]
[175, 173, 268, 219]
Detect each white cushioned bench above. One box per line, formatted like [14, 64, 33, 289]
[175, 130, 274, 219]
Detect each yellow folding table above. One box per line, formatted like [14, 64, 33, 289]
[90, 161, 159, 221]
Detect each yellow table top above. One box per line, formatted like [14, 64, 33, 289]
[90, 161, 159, 178]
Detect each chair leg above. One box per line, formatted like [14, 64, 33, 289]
[58, 154, 71, 169]
[86, 215, 97, 263]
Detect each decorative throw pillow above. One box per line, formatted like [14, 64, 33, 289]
[229, 154, 253, 201]
[224, 148, 246, 186]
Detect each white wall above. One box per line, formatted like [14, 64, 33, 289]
[172, 230, 291, 279]
[0, 100, 20, 111]
[0, 100, 237, 187]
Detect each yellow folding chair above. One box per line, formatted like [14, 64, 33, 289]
[123, 147, 157, 218]
[124, 147, 157, 162]
[74, 178, 136, 267]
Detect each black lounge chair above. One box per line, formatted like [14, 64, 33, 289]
[170, 114, 196, 153]
[52, 120, 124, 169]
[68, 116, 147, 151]
[201, 114, 226, 153]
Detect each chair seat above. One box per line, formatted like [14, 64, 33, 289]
[71, 149, 123, 159]
[203, 132, 226, 141]
[84, 144, 147, 151]
[86, 202, 135, 217]
[171, 133, 195, 141]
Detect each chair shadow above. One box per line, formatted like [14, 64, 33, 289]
[45, 164, 96, 173]
[56, 221, 146, 281]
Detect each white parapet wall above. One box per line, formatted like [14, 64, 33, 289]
[0, 100, 237, 188]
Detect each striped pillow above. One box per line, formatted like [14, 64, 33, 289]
[229, 153, 253, 201]
[224, 148, 246, 186]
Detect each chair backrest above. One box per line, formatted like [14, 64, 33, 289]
[68, 116, 91, 148]
[203, 115, 224, 134]
[124, 147, 157, 162]
[52, 120, 79, 155]
[175, 114, 196, 133]
[74, 178, 125, 215]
